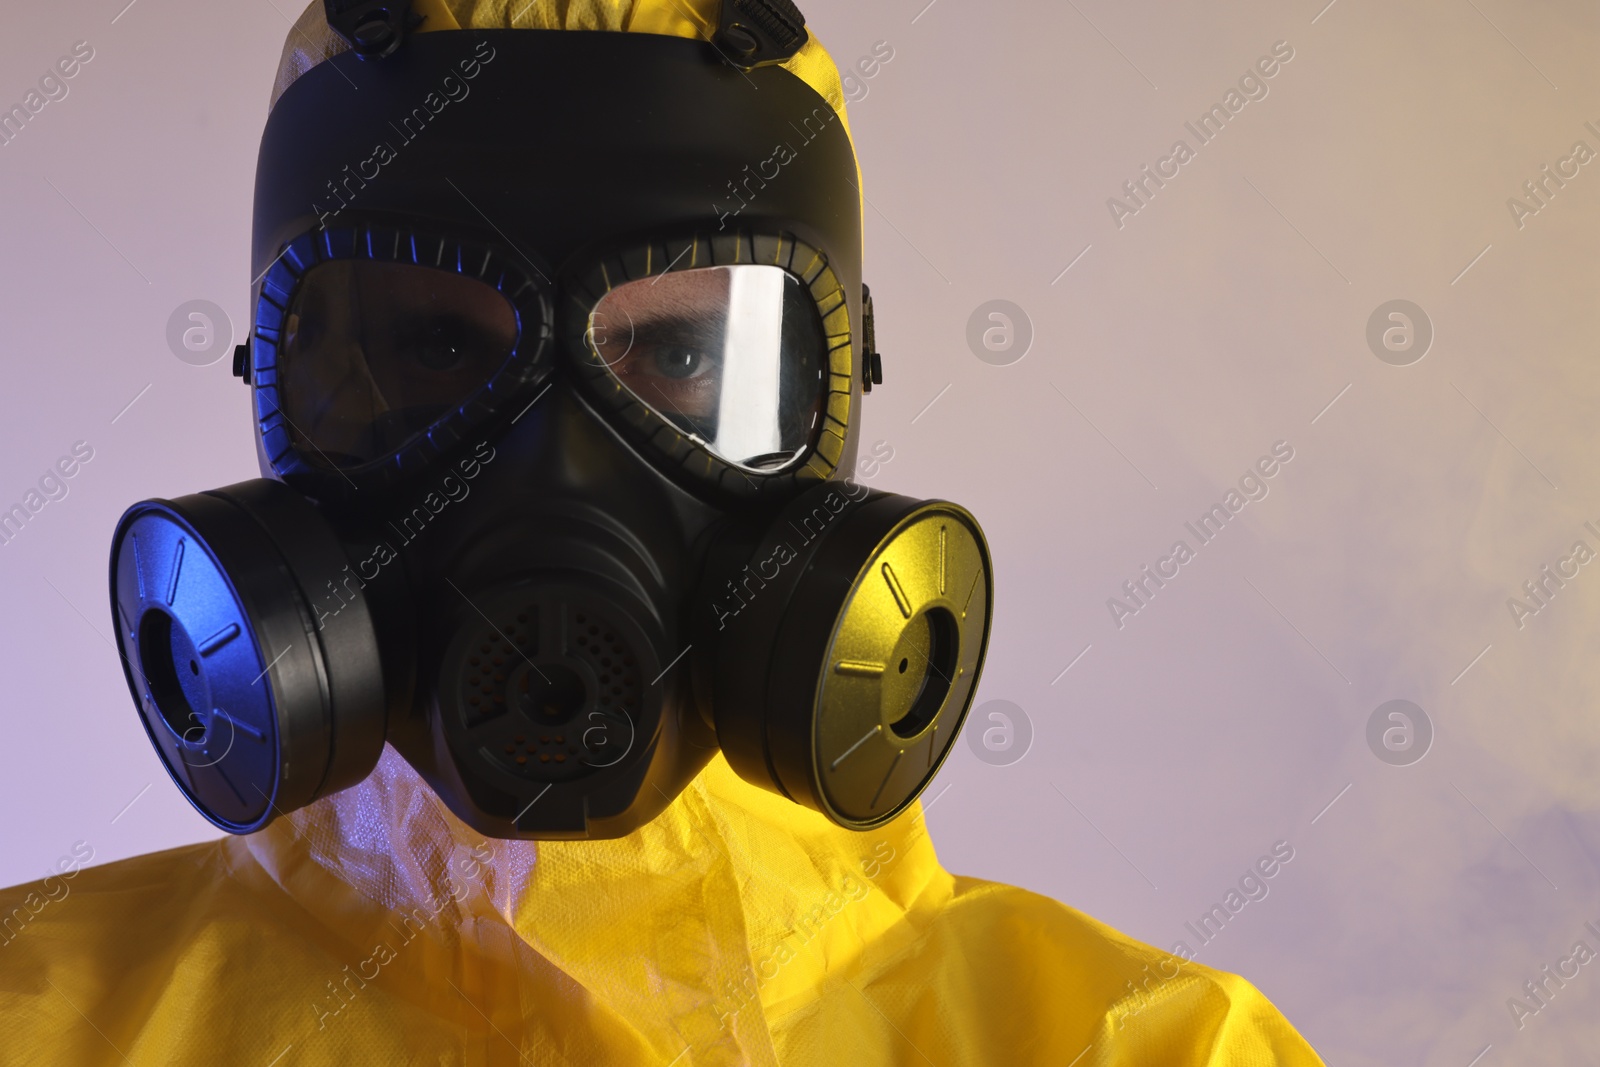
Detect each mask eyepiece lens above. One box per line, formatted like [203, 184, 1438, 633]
[585, 264, 826, 473]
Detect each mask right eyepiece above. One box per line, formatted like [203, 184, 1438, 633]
[701, 484, 993, 830]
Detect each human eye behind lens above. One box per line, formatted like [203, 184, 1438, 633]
[392, 313, 510, 373]
[614, 321, 724, 381]
[644, 341, 719, 380]
[608, 323, 723, 423]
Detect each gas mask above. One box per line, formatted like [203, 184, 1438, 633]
[106, 5, 993, 840]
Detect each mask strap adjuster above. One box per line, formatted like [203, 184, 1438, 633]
[324, 0, 419, 60]
[715, 0, 808, 68]
[322, 1, 803, 67]
[861, 284, 883, 394]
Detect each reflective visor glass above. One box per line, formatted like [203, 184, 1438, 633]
[586, 265, 826, 472]
[280, 260, 520, 468]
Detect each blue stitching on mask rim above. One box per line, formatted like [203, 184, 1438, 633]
[250, 221, 554, 493]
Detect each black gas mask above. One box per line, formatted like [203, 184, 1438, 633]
[106, 10, 993, 840]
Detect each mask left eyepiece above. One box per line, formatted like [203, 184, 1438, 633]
[108, 479, 389, 833]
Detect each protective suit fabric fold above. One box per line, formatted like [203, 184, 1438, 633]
[0, 747, 1322, 1065]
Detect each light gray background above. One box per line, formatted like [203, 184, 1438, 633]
[3, 1, 1598, 1063]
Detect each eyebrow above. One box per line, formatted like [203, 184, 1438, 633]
[600, 314, 722, 356]
[627, 312, 722, 332]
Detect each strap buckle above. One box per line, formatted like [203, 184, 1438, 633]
[323, 0, 418, 60]
[714, 0, 808, 68]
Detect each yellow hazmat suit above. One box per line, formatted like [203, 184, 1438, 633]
[0, 3, 1325, 1063]
[0, 749, 1319, 1064]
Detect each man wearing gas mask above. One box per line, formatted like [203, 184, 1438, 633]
[0, 2, 1323, 1062]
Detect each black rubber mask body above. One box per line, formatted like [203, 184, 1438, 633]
[106, 30, 993, 840]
